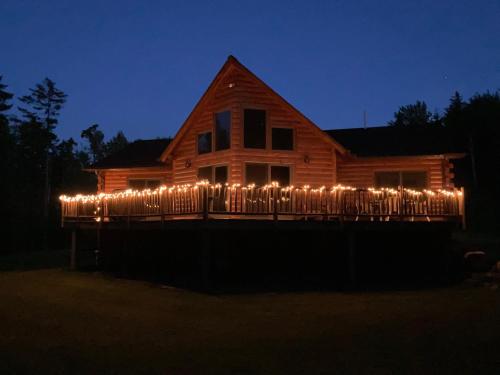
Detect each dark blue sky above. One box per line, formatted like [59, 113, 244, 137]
[2, 0, 499, 142]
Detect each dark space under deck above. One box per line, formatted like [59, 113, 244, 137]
[67, 219, 463, 292]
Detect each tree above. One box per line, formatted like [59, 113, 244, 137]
[81, 124, 105, 163]
[17, 78, 67, 250]
[105, 131, 128, 156]
[444, 92, 465, 129]
[389, 100, 436, 127]
[0, 76, 14, 252]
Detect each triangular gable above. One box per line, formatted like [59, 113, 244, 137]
[160, 56, 347, 161]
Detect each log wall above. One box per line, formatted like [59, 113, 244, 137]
[170, 64, 338, 187]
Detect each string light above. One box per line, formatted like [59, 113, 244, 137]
[59, 182, 462, 203]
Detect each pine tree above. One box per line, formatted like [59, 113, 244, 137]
[105, 131, 128, 156]
[17, 78, 67, 250]
[81, 124, 105, 163]
[389, 101, 435, 127]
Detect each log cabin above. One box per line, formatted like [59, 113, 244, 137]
[61, 56, 467, 284]
[88, 56, 465, 193]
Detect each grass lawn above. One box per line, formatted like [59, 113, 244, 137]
[0, 256, 499, 374]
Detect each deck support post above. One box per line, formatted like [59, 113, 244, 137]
[70, 228, 77, 270]
[348, 228, 357, 289]
[200, 227, 212, 291]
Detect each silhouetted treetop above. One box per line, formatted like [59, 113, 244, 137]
[389, 100, 439, 127]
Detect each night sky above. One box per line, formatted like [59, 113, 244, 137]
[2, 0, 499, 143]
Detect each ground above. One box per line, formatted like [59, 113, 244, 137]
[0, 251, 499, 374]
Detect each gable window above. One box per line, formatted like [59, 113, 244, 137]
[215, 111, 231, 151]
[197, 165, 228, 184]
[128, 179, 162, 190]
[197, 132, 212, 154]
[272, 128, 294, 150]
[375, 171, 427, 189]
[244, 109, 266, 149]
[270, 166, 290, 186]
[245, 163, 268, 186]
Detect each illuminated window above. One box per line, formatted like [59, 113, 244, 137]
[244, 109, 266, 149]
[197, 132, 212, 154]
[272, 128, 293, 150]
[215, 111, 231, 151]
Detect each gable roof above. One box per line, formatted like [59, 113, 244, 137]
[324, 126, 466, 157]
[89, 138, 172, 170]
[160, 55, 347, 161]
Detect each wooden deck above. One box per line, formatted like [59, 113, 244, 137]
[60, 183, 465, 228]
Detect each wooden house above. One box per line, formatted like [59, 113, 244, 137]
[89, 56, 464, 193]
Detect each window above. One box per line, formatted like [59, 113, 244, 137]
[402, 171, 427, 189]
[197, 165, 228, 184]
[375, 172, 400, 188]
[197, 132, 212, 154]
[272, 128, 293, 150]
[215, 111, 231, 151]
[270, 166, 290, 186]
[128, 179, 162, 190]
[375, 171, 427, 189]
[244, 109, 266, 149]
[214, 166, 228, 184]
[245, 164, 268, 186]
[198, 166, 213, 183]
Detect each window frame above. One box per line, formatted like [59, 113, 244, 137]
[127, 178, 163, 190]
[271, 126, 295, 151]
[373, 169, 429, 189]
[196, 131, 213, 155]
[197, 164, 230, 184]
[242, 107, 269, 150]
[244, 162, 293, 186]
[214, 110, 231, 151]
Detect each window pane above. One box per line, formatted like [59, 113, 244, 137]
[146, 180, 161, 189]
[244, 109, 266, 149]
[270, 166, 290, 186]
[245, 164, 268, 186]
[214, 166, 228, 184]
[215, 111, 231, 151]
[197, 132, 212, 154]
[128, 179, 146, 190]
[197, 166, 213, 183]
[375, 172, 400, 188]
[402, 171, 427, 189]
[272, 128, 293, 150]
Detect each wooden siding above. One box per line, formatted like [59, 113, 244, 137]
[169, 64, 337, 186]
[336, 155, 455, 189]
[101, 167, 171, 193]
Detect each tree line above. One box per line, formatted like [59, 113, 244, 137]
[0, 75, 499, 253]
[0, 76, 129, 252]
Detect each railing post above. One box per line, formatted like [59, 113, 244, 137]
[273, 186, 279, 221]
[398, 185, 403, 221]
[203, 185, 209, 220]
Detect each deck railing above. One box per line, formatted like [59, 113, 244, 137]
[60, 182, 465, 226]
